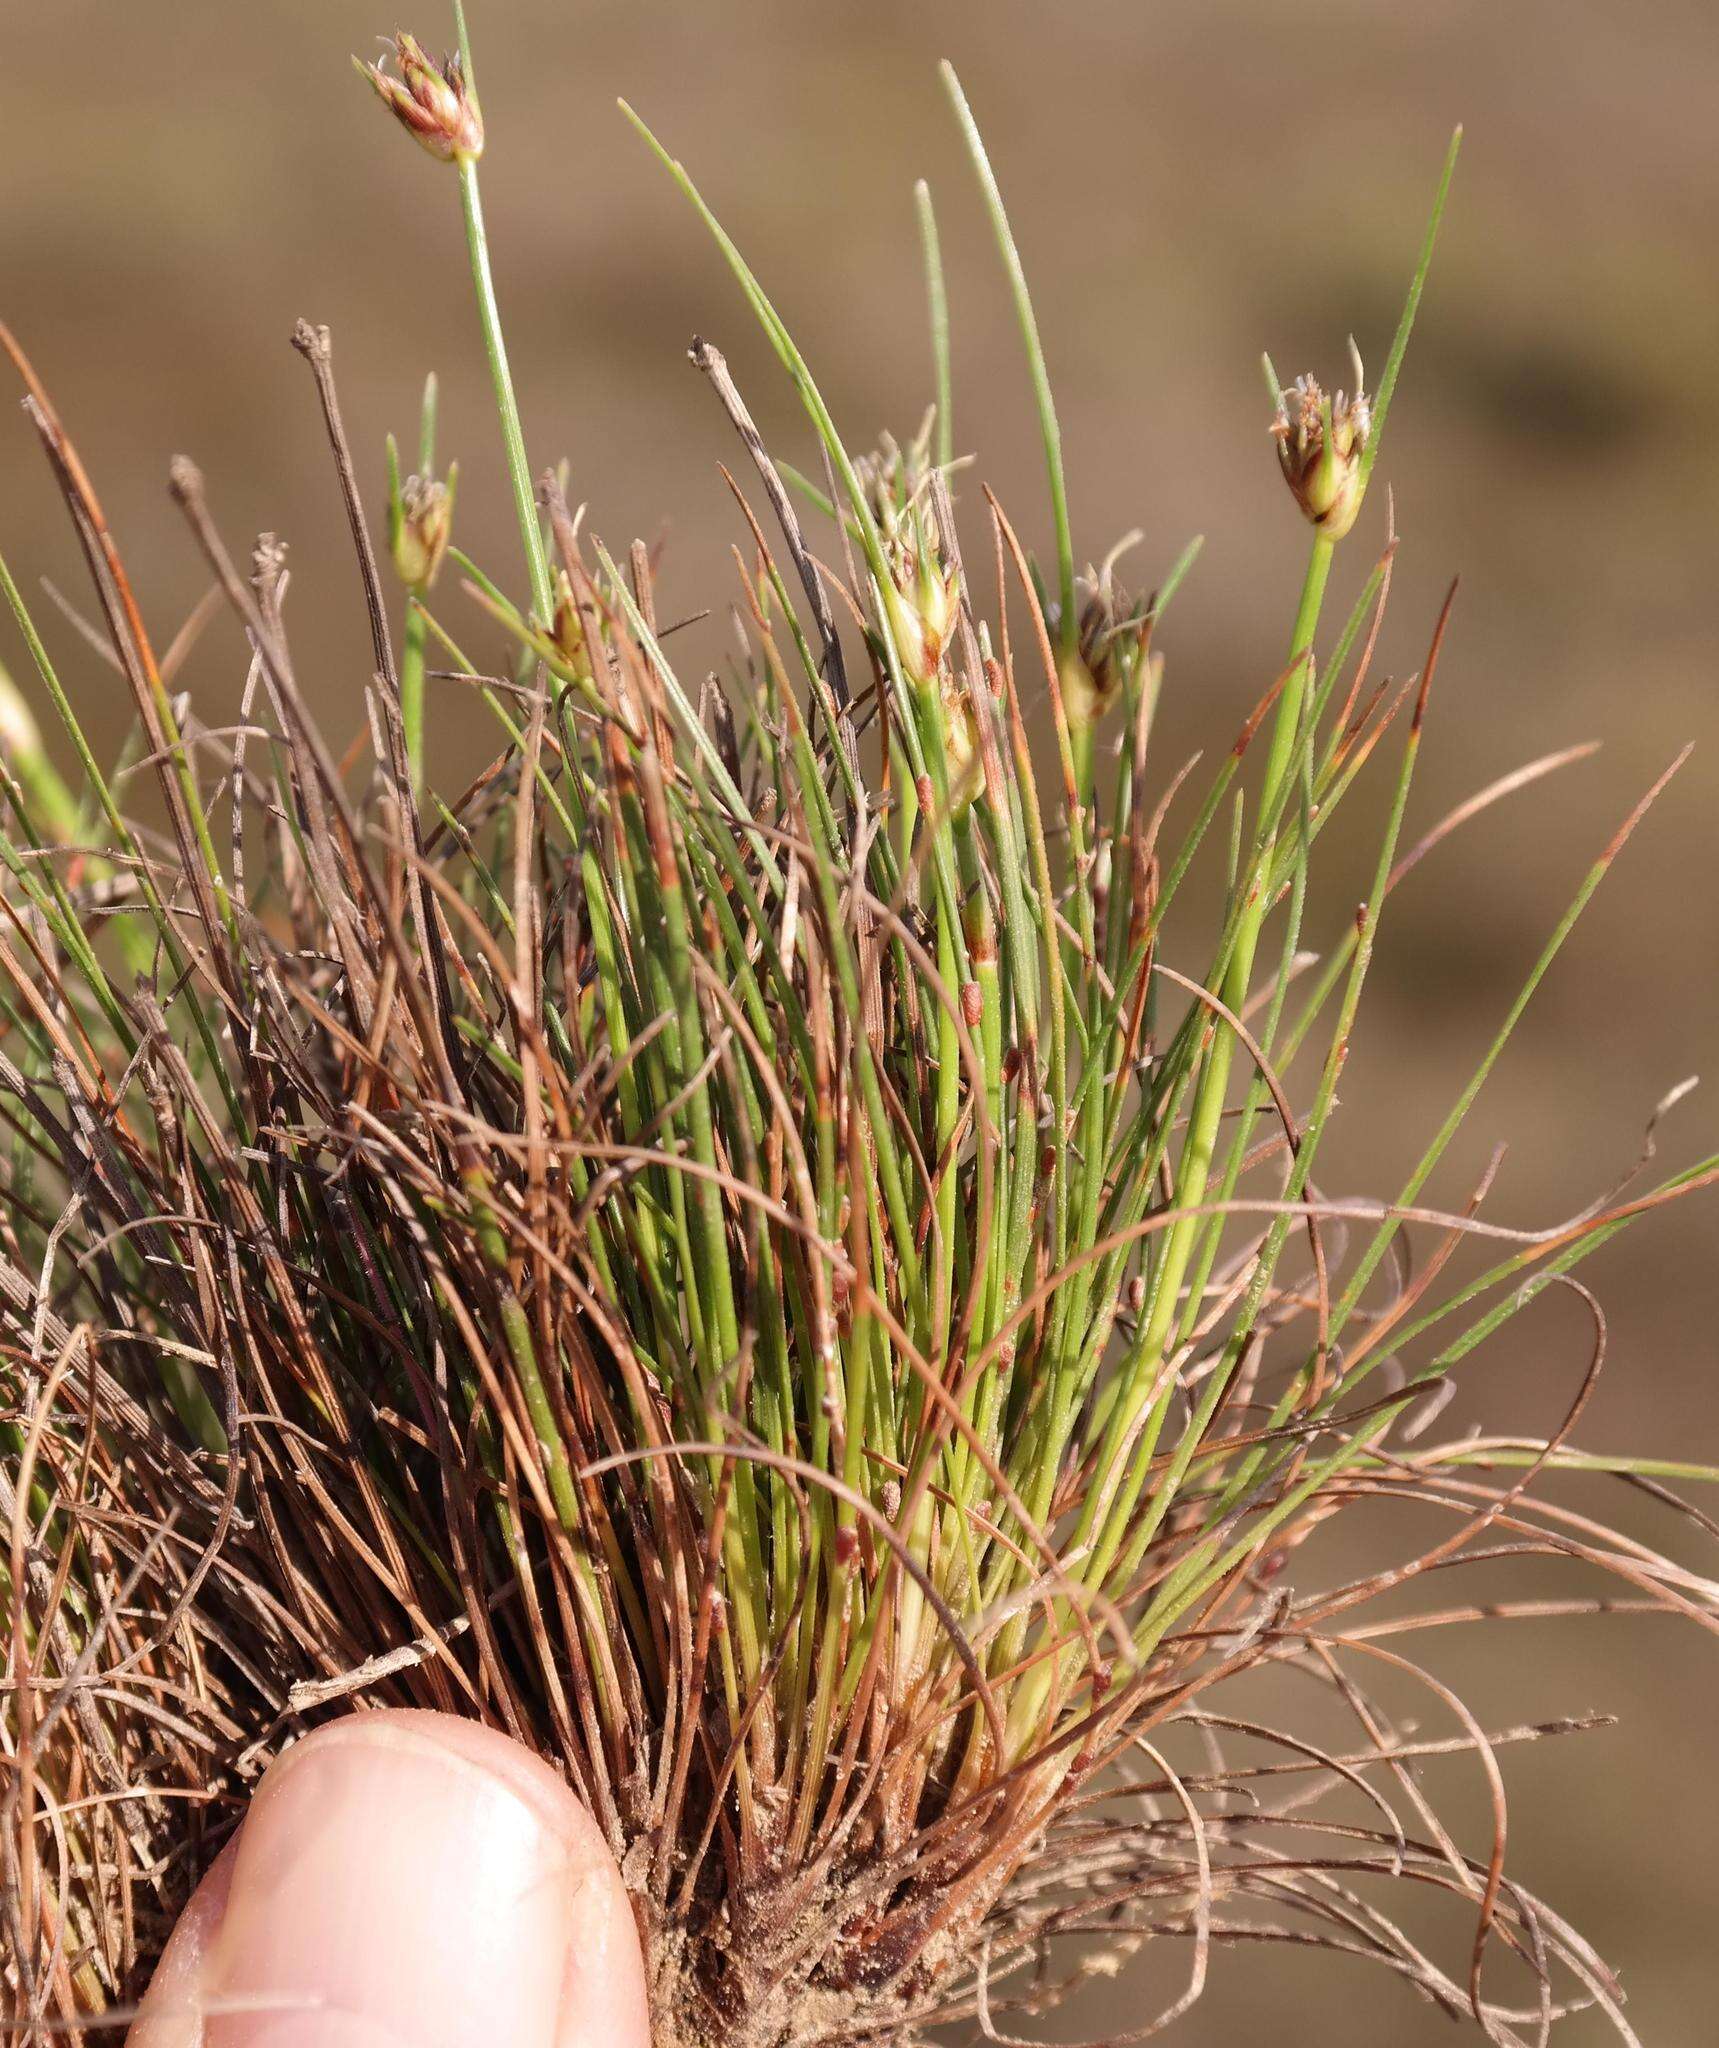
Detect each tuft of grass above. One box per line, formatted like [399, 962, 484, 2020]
[2, 15, 1715, 2045]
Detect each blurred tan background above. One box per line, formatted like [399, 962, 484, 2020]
[4, 1, 1715, 2038]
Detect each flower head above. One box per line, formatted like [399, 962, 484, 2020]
[856, 424, 961, 692]
[1270, 340, 1371, 540]
[856, 425, 977, 803]
[1061, 552, 1153, 727]
[548, 569, 603, 684]
[356, 32, 484, 163]
[388, 463, 457, 591]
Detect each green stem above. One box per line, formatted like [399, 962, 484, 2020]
[942, 63, 1075, 652]
[455, 153, 553, 622]
[1068, 533, 1333, 1592]
[914, 179, 953, 474]
[400, 594, 428, 792]
[1138, 535, 1332, 1366]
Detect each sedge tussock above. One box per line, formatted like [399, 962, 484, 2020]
[1, 22, 1714, 2047]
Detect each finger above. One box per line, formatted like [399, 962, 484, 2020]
[128, 1709, 650, 2048]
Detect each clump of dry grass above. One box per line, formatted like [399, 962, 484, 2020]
[3, 14, 1717, 2046]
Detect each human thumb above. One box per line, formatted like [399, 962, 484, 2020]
[128, 1709, 650, 2048]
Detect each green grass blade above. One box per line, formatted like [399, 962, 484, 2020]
[941, 63, 1075, 651]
